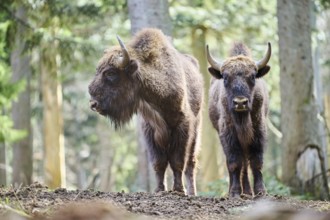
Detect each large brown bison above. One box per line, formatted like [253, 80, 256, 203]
[88, 28, 203, 195]
[206, 42, 271, 197]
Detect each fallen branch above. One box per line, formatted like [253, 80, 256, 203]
[298, 144, 330, 200]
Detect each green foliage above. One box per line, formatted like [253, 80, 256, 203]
[0, 9, 26, 144]
[199, 178, 229, 197]
[319, 0, 330, 9]
[199, 174, 291, 197]
[264, 175, 291, 196]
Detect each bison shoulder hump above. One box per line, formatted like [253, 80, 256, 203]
[130, 28, 172, 62]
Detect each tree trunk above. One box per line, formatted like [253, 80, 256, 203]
[41, 44, 66, 189]
[277, 0, 329, 199]
[10, 5, 33, 186]
[191, 27, 221, 190]
[128, 0, 172, 192]
[128, 0, 172, 36]
[97, 120, 116, 192]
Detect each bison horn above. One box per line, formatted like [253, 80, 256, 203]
[116, 35, 130, 68]
[206, 45, 222, 71]
[256, 42, 271, 70]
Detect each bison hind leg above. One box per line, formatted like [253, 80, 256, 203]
[184, 120, 200, 196]
[184, 155, 197, 195]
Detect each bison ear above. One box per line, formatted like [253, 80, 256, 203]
[256, 65, 270, 78]
[208, 67, 223, 79]
[126, 59, 139, 75]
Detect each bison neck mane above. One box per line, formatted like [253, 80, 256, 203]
[138, 100, 169, 148]
[107, 98, 139, 129]
[231, 112, 254, 148]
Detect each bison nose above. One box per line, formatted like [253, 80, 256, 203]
[233, 97, 248, 111]
[89, 99, 99, 111]
[233, 97, 248, 105]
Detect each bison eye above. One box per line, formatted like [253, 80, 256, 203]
[250, 74, 256, 81]
[223, 75, 229, 87]
[104, 70, 118, 82]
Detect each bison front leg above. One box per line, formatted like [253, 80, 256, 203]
[153, 156, 168, 192]
[226, 154, 243, 198]
[142, 121, 168, 192]
[221, 133, 243, 198]
[249, 144, 266, 196]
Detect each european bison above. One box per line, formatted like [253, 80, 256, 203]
[88, 28, 203, 195]
[206, 42, 271, 197]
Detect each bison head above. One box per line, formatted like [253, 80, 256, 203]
[206, 43, 271, 113]
[88, 36, 140, 127]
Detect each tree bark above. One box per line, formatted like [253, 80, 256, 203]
[128, 0, 172, 192]
[277, 0, 329, 199]
[41, 43, 66, 189]
[128, 0, 172, 36]
[10, 5, 33, 186]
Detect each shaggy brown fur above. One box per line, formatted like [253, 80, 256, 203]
[207, 42, 270, 197]
[88, 28, 203, 195]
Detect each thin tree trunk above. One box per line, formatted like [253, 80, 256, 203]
[10, 5, 33, 186]
[136, 115, 151, 192]
[0, 142, 6, 185]
[277, 0, 329, 199]
[191, 27, 221, 190]
[319, 10, 330, 167]
[312, 5, 328, 169]
[128, 0, 172, 192]
[325, 95, 330, 150]
[41, 45, 66, 189]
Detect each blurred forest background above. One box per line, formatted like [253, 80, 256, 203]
[1, 0, 330, 200]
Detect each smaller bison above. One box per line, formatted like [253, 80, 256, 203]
[206, 42, 271, 197]
[88, 28, 203, 195]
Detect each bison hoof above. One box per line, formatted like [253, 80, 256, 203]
[242, 188, 253, 196]
[229, 191, 241, 198]
[254, 186, 266, 197]
[172, 186, 185, 193]
[155, 185, 165, 193]
[186, 188, 196, 196]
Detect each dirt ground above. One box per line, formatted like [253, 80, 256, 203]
[1, 182, 330, 220]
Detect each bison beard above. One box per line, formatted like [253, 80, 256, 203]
[88, 28, 203, 195]
[207, 42, 271, 198]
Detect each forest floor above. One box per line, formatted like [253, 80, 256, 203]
[1, 182, 330, 220]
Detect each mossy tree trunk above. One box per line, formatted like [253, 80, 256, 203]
[277, 0, 329, 199]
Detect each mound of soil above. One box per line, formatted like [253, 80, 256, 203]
[1, 182, 330, 220]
